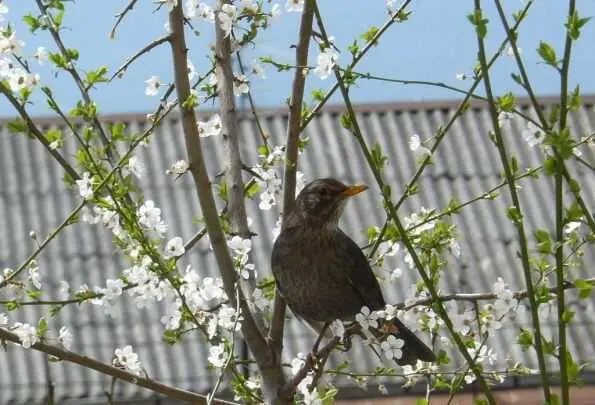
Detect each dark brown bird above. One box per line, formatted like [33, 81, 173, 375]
[272, 178, 435, 365]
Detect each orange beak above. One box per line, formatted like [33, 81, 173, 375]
[342, 184, 368, 197]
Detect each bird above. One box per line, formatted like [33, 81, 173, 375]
[271, 178, 435, 365]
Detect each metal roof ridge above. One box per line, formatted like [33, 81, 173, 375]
[2, 94, 594, 125]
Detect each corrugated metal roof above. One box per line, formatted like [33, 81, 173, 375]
[0, 96, 594, 404]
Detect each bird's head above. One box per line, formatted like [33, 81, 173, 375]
[290, 178, 368, 228]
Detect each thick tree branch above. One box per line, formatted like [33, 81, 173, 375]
[269, 0, 316, 382]
[0, 328, 236, 405]
[167, 3, 279, 401]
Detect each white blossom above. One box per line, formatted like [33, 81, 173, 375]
[290, 352, 307, 375]
[76, 172, 94, 200]
[113, 345, 143, 376]
[167, 159, 189, 176]
[251, 288, 270, 311]
[380, 335, 404, 360]
[198, 114, 222, 137]
[522, 121, 545, 147]
[58, 326, 73, 350]
[218, 4, 237, 37]
[138, 200, 168, 235]
[144, 75, 161, 96]
[102, 278, 124, 301]
[165, 236, 185, 258]
[285, 0, 304, 12]
[208, 343, 227, 367]
[0, 3, 8, 22]
[59, 281, 70, 300]
[564, 221, 581, 234]
[127, 155, 146, 178]
[355, 306, 379, 330]
[329, 319, 346, 340]
[250, 60, 266, 79]
[409, 134, 432, 158]
[452, 309, 474, 336]
[233, 73, 249, 96]
[0, 313, 7, 326]
[0, 32, 24, 56]
[241, 0, 258, 13]
[271, 3, 281, 18]
[28, 263, 42, 289]
[313, 48, 339, 79]
[498, 111, 514, 128]
[34, 46, 48, 64]
[13, 323, 39, 349]
[218, 305, 243, 331]
[456, 72, 466, 80]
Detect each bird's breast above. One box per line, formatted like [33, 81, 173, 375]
[271, 229, 363, 322]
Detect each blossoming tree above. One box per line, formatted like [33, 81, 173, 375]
[0, 0, 594, 404]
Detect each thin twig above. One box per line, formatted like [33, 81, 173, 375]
[110, 0, 139, 39]
[110, 35, 172, 80]
[475, 0, 550, 399]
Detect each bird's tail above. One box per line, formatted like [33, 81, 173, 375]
[372, 317, 436, 366]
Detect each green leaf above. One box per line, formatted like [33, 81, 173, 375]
[37, 318, 48, 336]
[574, 279, 593, 299]
[370, 143, 388, 169]
[562, 309, 575, 323]
[566, 11, 591, 40]
[348, 40, 359, 57]
[498, 92, 516, 112]
[22, 14, 41, 32]
[518, 328, 533, 350]
[543, 156, 558, 176]
[569, 85, 582, 111]
[565, 201, 583, 222]
[340, 113, 353, 130]
[416, 399, 429, 405]
[467, 10, 489, 39]
[6, 118, 30, 136]
[548, 393, 560, 405]
[361, 26, 380, 44]
[84, 65, 109, 88]
[534, 229, 552, 254]
[510, 156, 519, 174]
[506, 206, 522, 224]
[244, 181, 260, 198]
[537, 41, 558, 68]
[311, 88, 326, 102]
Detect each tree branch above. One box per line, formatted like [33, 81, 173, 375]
[110, 35, 172, 80]
[0, 328, 236, 405]
[167, 3, 278, 400]
[269, 0, 316, 380]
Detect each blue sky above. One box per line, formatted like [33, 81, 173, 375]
[2, 0, 594, 117]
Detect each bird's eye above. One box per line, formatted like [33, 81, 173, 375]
[317, 188, 330, 198]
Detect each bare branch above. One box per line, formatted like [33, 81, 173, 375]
[110, 0, 139, 39]
[281, 0, 315, 215]
[0, 328, 237, 405]
[400, 277, 595, 310]
[111, 35, 172, 80]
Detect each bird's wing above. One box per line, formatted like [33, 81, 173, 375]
[336, 230, 386, 311]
